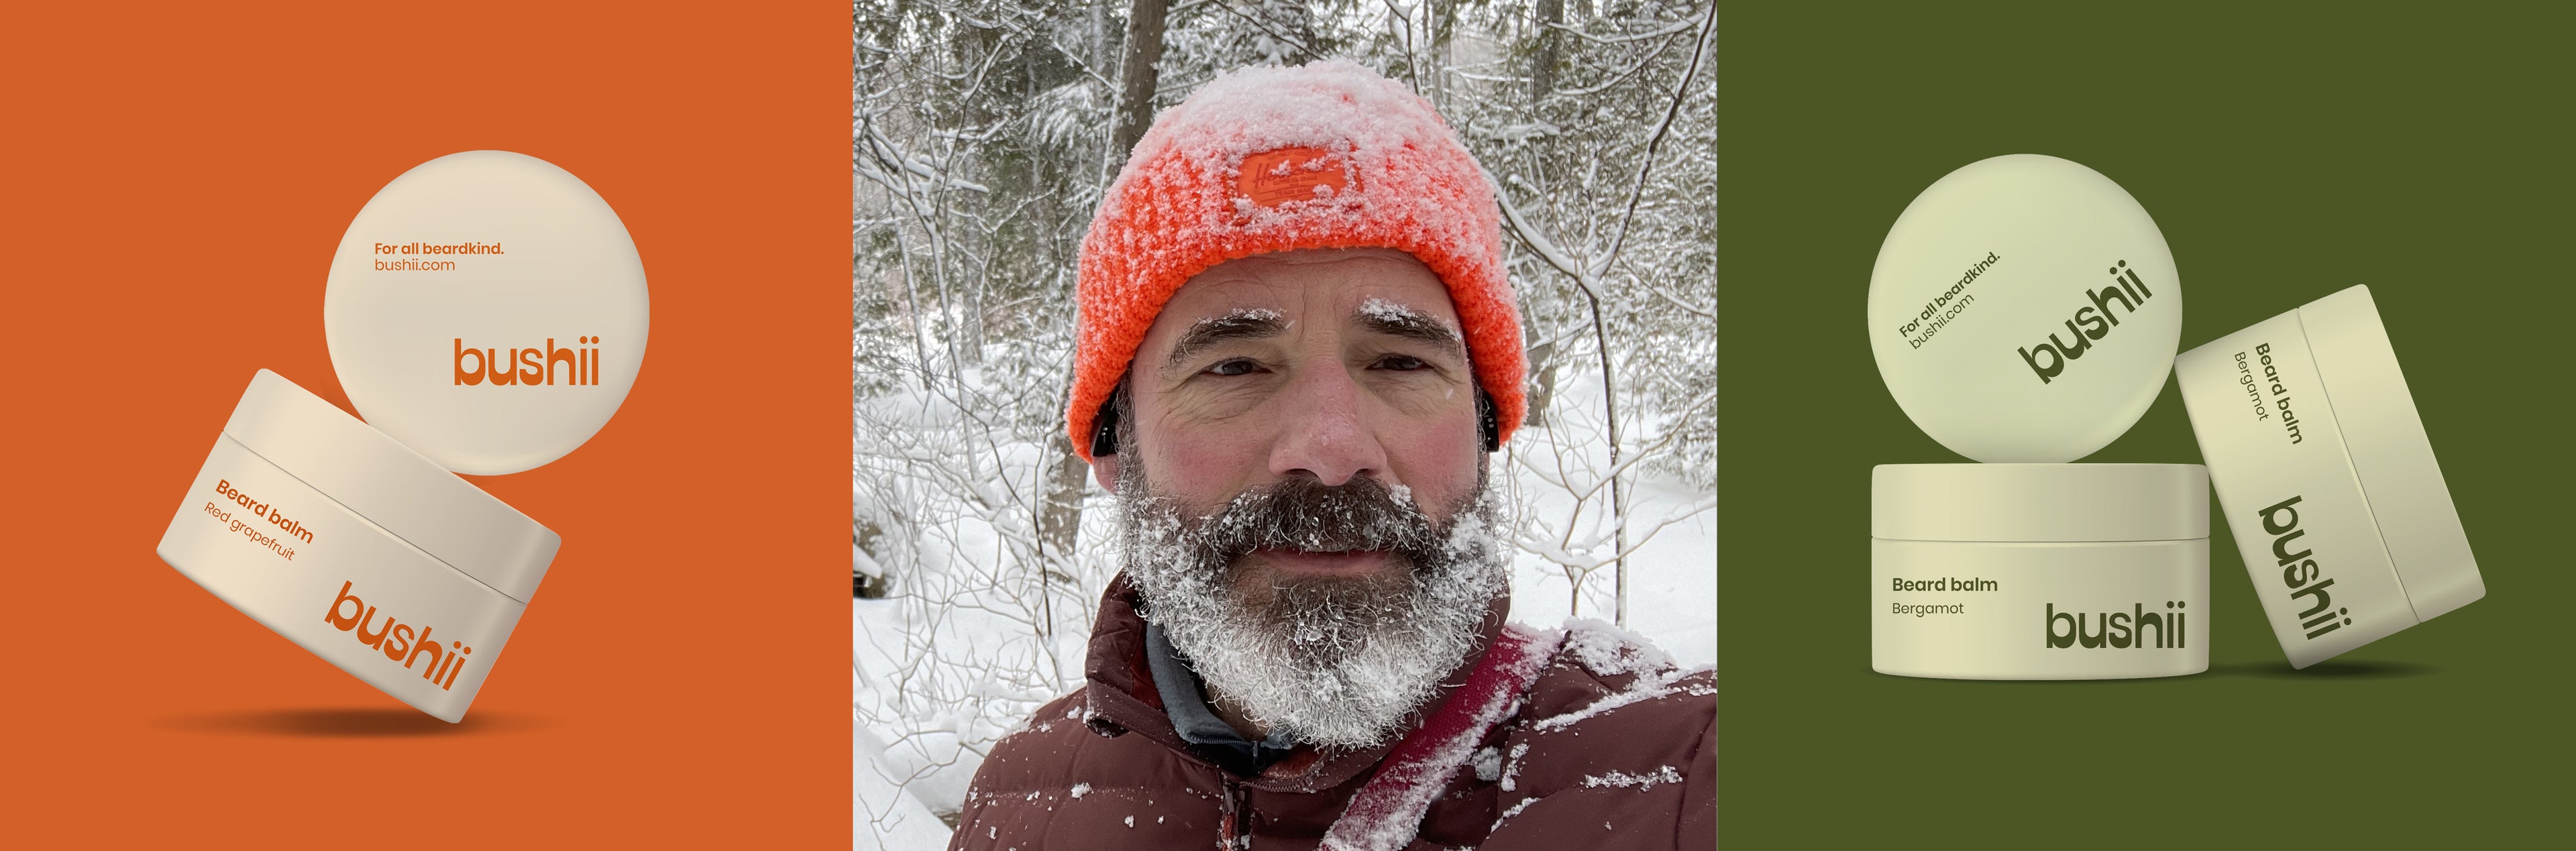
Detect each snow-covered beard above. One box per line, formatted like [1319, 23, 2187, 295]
[1116, 456, 1507, 749]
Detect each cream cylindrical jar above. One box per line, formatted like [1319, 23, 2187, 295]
[2174, 285, 2481, 668]
[1872, 463, 2208, 679]
[157, 370, 559, 722]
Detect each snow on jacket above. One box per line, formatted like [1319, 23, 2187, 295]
[949, 575, 1715, 850]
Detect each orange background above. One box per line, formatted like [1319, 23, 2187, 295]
[0, 3, 853, 846]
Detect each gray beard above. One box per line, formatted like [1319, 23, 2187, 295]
[1116, 461, 1507, 748]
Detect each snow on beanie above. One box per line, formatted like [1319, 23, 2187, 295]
[1067, 60, 1524, 461]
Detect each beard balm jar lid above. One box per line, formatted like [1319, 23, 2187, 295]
[2279, 287, 2479, 616]
[323, 150, 649, 476]
[1868, 154, 2182, 463]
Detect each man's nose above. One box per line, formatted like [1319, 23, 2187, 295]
[1267, 358, 1387, 487]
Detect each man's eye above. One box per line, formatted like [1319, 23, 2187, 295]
[1375, 354, 1431, 372]
[1205, 358, 1265, 377]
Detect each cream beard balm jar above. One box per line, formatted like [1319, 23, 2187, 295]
[2174, 286, 2481, 668]
[1873, 465, 2207, 679]
[1867, 154, 2206, 679]
[156, 151, 647, 722]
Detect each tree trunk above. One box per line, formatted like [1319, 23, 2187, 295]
[1036, 429, 1091, 586]
[1110, 0, 1171, 170]
[1531, 0, 1562, 101]
[1524, 338, 1558, 429]
[1092, 1, 1111, 80]
[1040, 0, 1175, 606]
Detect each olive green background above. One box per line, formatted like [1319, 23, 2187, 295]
[1717, 3, 2569, 845]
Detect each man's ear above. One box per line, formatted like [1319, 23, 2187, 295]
[1478, 390, 1500, 452]
[1089, 385, 1123, 457]
[1091, 452, 1122, 495]
[1088, 384, 1126, 494]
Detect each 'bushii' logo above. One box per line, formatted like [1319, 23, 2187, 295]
[2260, 496, 2353, 640]
[2043, 600, 2189, 649]
[323, 581, 475, 690]
[453, 337, 605, 386]
[2017, 260, 2158, 384]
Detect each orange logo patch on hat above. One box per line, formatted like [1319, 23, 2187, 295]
[1237, 146, 1350, 207]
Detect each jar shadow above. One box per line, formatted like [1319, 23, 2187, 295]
[2202, 659, 2436, 679]
[154, 707, 549, 737]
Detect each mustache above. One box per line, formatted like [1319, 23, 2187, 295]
[1183, 475, 1444, 564]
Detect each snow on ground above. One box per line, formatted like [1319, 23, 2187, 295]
[853, 372, 1711, 847]
[856, 724, 956, 850]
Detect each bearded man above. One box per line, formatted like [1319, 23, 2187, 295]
[949, 62, 1713, 851]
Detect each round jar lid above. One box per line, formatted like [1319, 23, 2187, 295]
[323, 150, 649, 475]
[1872, 463, 2208, 543]
[1868, 154, 2180, 463]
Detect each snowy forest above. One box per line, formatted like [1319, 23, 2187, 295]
[851, 1, 1713, 846]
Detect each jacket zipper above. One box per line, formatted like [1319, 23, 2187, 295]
[1217, 774, 1250, 849]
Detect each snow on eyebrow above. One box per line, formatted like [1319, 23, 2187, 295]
[1356, 297, 1462, 356]
[1163, 306, 1288, 370]
[1209, 306, 1283, 325]
[1358, 296, 1435, 327]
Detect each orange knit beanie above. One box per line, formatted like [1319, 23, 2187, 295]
[1068, 60, 1524, 461]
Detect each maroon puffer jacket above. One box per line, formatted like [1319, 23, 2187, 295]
[949, 576, 1715, 850]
